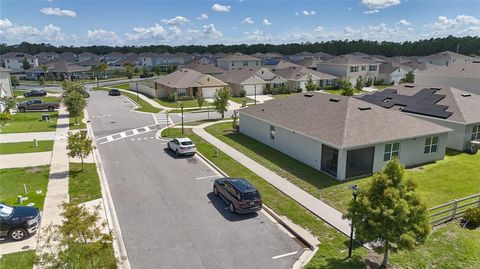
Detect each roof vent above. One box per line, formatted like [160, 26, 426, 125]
[461, 93, 471, 97]
[358, 106, 371, 111]
[430, 87, 441, 90]
[304, 93, 314, 97]
[329, 97, 340, 102]
[405, 84, 414, 88]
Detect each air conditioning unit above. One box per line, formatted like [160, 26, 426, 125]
[469, 140, 480, 154]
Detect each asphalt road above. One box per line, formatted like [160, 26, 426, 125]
[87, 90, 303, 269]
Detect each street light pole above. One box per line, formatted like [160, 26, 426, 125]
[254, 85, 257, 105]
[348, 184, 358, 258]
[181, 104, 184, 134]
[136, 82, 139, 101]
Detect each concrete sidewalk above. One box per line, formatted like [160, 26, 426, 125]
[0, 131, 56, 143]
[0, 152, 52, 169]
[192, 123, 352, 237]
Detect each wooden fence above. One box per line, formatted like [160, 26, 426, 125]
[429, 193, 480, 226]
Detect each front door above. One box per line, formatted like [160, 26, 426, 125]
[192, 87, 198, 97]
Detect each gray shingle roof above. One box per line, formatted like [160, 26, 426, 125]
[154, 68, 227, 88]
[321, 54, 379, 65]
[273, 66, 336, 80]
[182, 63, 225, 75]
[217, 53, 260, 62]
[415, 62, 480, 78]
[240, 92, 450, 148]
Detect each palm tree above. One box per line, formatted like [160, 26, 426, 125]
[40, 63, 49, 84]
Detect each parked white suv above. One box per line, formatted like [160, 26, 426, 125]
[167, 138, 197, 156]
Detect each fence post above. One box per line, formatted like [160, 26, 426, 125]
[477, 195, 480, 208]
[451, 199, 458, 220]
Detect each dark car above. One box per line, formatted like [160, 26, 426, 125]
[17, 99, 59, 112]
[108, 89, 121, 96]
[23, 90, 47, 97]
[0, 203, 41, 241]
[213, 178, 262, 214]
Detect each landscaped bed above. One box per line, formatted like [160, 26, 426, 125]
[155, 97, 203, 109]
[69, 163, 102, 204]
[0, 112, 58, 133]
[206, 122, 480, 212]
[0, 140, 54, 155]
[69, 110, 86, 130]
[0, 166, 50, 210]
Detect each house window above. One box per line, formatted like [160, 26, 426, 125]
[232, 62, 234, 67]
[424, 136, 439, 154]
[361, 66, 366, 71]
[384, 142, 400, 161]
[472, 125, 480, 140]
[369, 65, 377, 71]
[270, 126, 275, 140]
[350, 66, 358, 72]
[243, 61, 248, 66]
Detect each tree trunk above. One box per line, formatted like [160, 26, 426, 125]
[81, 156, 84, 171]
[382, 240, 389, 268]
[221, 112, 224, 119]
[74, 115, 78, 125]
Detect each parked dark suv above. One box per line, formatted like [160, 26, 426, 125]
[0, 203, 41, 241]
[23, 90, 47, 97]
[108, 89, 121, 96]
[213, 178, 262, 214]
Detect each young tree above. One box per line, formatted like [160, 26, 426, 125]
[38, 76, 45, 89]
[36, 203, 117, 269]
[404, 71, 415, 83]
[344, 158, 430, 268]
[338, 77, 354, 96]
[10, 75, 19, 89]
[66, 131, 93, 171]
[0, 96, 16, 113]
[64, 90, 87, 126]
[355, 75, 364, 91]
[40, 63, 49, 82]
[22, 57, 31, 70]
[213, 87, 231, 119]
[123, 63, 134, 79]
[97, 63, 108, 79]
[197, 91, 205, 109]
[153, 66, 161, 75]
[305, 74, 318, 91]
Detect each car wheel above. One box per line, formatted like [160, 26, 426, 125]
[19, 107, 26, 113]
[229, 203, 235, 214]
[9, 228, 27, 241]
[175, 150, 180, 157]
[48, 107, 54, 112]
[213, 186, 219, 196]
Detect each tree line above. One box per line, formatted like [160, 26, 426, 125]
[0, 35, 479, 57]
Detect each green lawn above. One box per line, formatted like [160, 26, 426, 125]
[69, 111, 86, 130]
[183, 119, 223, 126]
[324, 89, 364, 95]
[155, 97, 203, 108]
[0, 112, 58, 133]
[0, 166, 50, 210]
[13, 89, 28, 97]
[109, 83, 130, 90]
[69, 163, 102, 204]
[161, 127, 368, 268]
[95, 87, 161, 113]
[374, 84, 393, 90]
[0, 140, 54, 155]
[206, 122, 480, 212]
[230, 96, 255, 104]
[0, 250, 35, 269]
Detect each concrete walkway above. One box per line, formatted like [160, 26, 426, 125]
[0, 152, 52, 169]
[192, 123, 352, 237]
[35, 106, 70, 258]
[0, 131, 56, 143]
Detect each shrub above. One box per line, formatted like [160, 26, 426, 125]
[168, 92, 178, 102]
[374, 79, 385, 86]
[262, 88, 270, 95]
[238, 89, 246, 97]
[0, 113, 13, 121]
[365, 79, 372, 87]
[271, 86, 284, 95]
[296, 88, 303, 93]
[463, 208, 480, 227]
[282, 86, 291, 94]
[177, 95, 194, 101]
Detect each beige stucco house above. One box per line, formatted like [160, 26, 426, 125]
[217, 53, 261, 71]
[317, 54, 380, 85]
[273, 66, 336, 91]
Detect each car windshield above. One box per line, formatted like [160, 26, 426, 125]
[180, 141, 193, 146]
[242, 191, 260, 201]
[0, 204, 14, 218]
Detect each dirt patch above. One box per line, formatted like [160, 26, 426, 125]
[26, 167, 42, 173]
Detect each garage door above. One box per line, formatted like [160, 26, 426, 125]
[202, 87, 219, 98]
[243, 85, 260, 96]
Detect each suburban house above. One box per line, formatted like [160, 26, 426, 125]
[138, 52, 185, 70]
[0, 67, 13, 112]
[216, 53, 261, 71]
[239, 92, 451, 180]
[77, 52, 100, 63]
[273, 66, 336, 91]
[377, 61, 412, 85]
[251, 52, 284, 65]
[414, 62, 480, 95]
[182, 63, 226, 76]
[25, 66, 50, 80]
[292, 58, 322, 70]
[47, 61, 90, 80]
[35, 52, 58, 64]
[421, 51, 472, 66]
[358, 84, 480, 152]
[104, 52, 128, 64]
[57, 52, 77, 63]
[185, 56, 217, 66]
[153, 68, 228, 98]
[317, 54, 380, 85]
[288, 51, 331, 61]
[1, 52, 39, 72]
[268, 60, 301, 70]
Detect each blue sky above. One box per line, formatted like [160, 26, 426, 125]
[1, 0, 479, 46]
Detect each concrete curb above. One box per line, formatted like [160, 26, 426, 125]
[194, 150, 320, 268]
[84, 108, 132, 269]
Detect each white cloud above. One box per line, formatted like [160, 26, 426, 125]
[0, 19, 66, 43]
[87, 29, 119, 44]
[203, 24, 223, 38]
[361, 0, 401, 10]
[262, 19, 272, 26]
[40, 7, 76, 17]
[364, 9, 379, 14]
[211, 4, 231, 12]
[315, 26, 326, 33]
[197, 13, 208, 20]
[241, 17, 254, 24]
[0, 18, 13, 28]
[160, 16, 190, 25]
[302, 10, 317, 16]
[295, 11, 299, 16]
[127, 23, 168, 40]
[426, 15, 480, 30]
[396, 19, 411, 26]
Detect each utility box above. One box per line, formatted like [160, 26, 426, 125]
[42, 114, 50, 121]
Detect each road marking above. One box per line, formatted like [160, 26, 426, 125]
[194, 175, 218, 180]
[132, 129, 139, 135]
[152, 114, 158, 125]
[106, 136, 113, 142]
[272, 251, 298, 260]
[120, 132, 127, 138]
[144, 126, 151, 132]
[143, 137, 148, 140]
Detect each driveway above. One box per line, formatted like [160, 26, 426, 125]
[87, 90, 303, 269]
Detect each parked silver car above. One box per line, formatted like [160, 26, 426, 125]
[167, 137, 196, 157]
